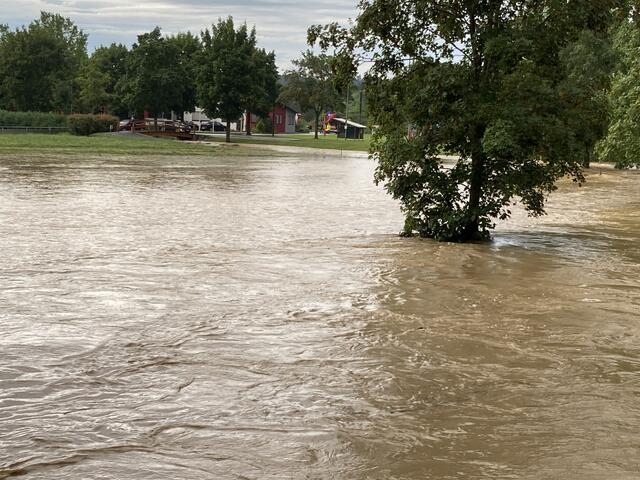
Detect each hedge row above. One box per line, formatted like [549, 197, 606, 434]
[67, 114, 119, 136]
[0, 110, 120, 136]
[0, 110, 67, 128]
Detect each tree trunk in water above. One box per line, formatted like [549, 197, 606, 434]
[246, 111, 252, 136]
[583, 145, 591, 168]
[314, 112, 319, 139]
[463, 135, 484, 241]
[226, 120, 231, 143]
[462, 9, 485, 242]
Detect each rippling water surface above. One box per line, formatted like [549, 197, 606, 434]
[0, 153, 638, 479]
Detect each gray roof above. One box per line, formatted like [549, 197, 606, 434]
[333, 117, 367, 129]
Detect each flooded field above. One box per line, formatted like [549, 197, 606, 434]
[0, 154, 638, 479]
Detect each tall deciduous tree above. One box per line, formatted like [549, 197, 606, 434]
[244, 48, 279, 135]
[78, 43, 128, 116]
[198, 17, 256, 143]
[119, 27, 185, 128]
[279, 51, 341, 139]
[597, 19, 640, 168]
[0, 12, 87, 112]
[560, 31, 616, 168]
[166, 32, 201, 119]
[310, 1, 624, 242]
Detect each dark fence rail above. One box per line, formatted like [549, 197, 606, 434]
[0, 126, 67, 134]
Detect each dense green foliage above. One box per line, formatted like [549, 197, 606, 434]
[0, 12, 283, 137]
[118, 27, 187, 125]
[244, 48, 279, 135]
[311, 0, 628, 242]
[165, 32, 201, 117]
[0, 12, 87, 112]
[279, 51, 342, 139]
[77, 43, 128, 116]
[597, 20, 640, 168]
[197, 17, 257, 142]
[67, 114, 118, 136]
[0, 110, 67, 127]
[559, 31, 617, 168]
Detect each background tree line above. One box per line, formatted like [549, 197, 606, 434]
[0, 12, 348, 142]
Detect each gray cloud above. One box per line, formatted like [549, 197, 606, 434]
[2, 0, 359, 70]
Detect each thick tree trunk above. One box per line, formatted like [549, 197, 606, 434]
[462, 9, 486, 242]
[314, 111, 319, 139]
[583, 145, 592, 168]
[226, 119, 231, 143]
[464, 144, 484, 241]
[246, 111, 252, 136]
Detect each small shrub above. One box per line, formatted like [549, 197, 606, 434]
[296, 119, 310, 133]
[93, 114, 119, 133]
[67, 114, 119, 136]
[254, 117, 272, 134]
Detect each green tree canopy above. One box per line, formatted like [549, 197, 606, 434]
[310, 0, 625, 242]
[0, 11, 87, 112]
[197, 17, 256, 142]
[77, 43, 129, 116]
[279, 51, 341, 139]
[560, 30, 617, 168]
[119, 27, 185, 125]
[166, 32, 201, 118]
[243, 47, 279, 135]
[597, 19, 640, 168]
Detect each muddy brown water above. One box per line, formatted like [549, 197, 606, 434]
[0, 154, 638, 479]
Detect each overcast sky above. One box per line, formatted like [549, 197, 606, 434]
[2, 0, 359, 69]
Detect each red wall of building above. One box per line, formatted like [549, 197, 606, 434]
[268, 105, 287, 134]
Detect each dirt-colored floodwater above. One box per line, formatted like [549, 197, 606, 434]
[0, 154, 638, 479]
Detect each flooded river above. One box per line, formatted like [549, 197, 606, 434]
[0, 153, 638, 479]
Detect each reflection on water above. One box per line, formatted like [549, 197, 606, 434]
[0, 154, 638, 479]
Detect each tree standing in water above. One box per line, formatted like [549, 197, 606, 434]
[310, 0, 624, 242]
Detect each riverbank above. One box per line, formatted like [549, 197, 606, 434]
[198, 132, 371, 152]
[195, 140, 370, 158]
[0, 132, 277, 157]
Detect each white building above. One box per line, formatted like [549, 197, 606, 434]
[183, 107, 238, 131]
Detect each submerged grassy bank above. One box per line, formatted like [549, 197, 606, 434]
[0, 132, 277, 157]
[201, 133, 371, 152]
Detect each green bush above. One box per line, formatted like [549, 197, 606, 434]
[0, 110, 67, 127]
[67, 114, 119, 136]
[296, 119, 310, 133]
[254, 117, 272, 134]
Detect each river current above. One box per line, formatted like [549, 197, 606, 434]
[0, 153, 638, 479]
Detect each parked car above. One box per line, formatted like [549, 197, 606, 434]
[197, 120, 226, 132]
[118, 119, 134, 131]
